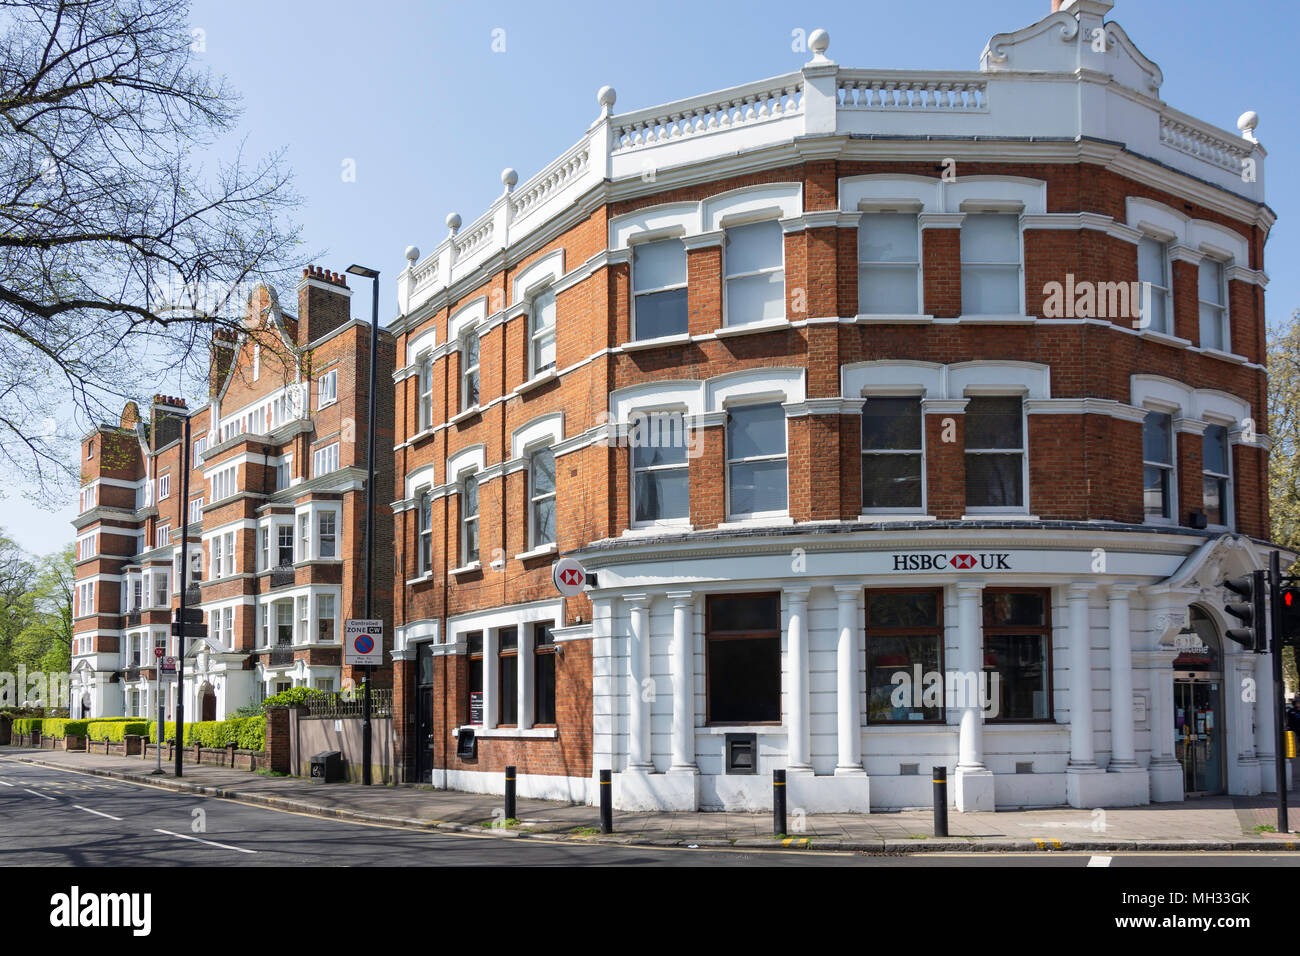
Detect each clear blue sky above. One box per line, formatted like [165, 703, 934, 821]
[6, 0, 1296, 555]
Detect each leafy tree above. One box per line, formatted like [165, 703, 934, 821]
[0, 530, 36, 675]
[1267, 308, 1300, 690]
[13, 544, 72, 673]
[0, 0, 303, 497]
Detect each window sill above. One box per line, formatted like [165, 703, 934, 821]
[405, 572, 435, 587]
[515, 542, 558, 562]
[448, 562, 481, 577]
[953, 314, 1036, 324]
[717, 515, 795, 529]
[623, 522, 694, 537]
[405, 427, 436, 447]
[697, 724, 784, 735]
[859, 513, 935, 523]
[714, 318, 790, 338]
[453, 726, 558, 740]
[853, 313, 934, 324]
[960, 512, 1038, 521]
[448, 406, 482, 426]
[621, 332, 692, 352]
[318, 399, 337, 411]
[516, 368, 558, 394]
[1195, 346, 1248, 365]
[1136, 328, 1192, 349]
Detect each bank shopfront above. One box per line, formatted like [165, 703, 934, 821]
[572, 526, 1285, 813]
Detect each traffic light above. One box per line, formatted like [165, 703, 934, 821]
[1279, 586, 1300, 650]
[1223, 571, 1267, 652]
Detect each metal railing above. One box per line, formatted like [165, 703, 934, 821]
[269, 565, 295, 589]
[269, 645, 294, 666]
[300, 688, 394, 718]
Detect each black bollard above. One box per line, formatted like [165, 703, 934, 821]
[599, 769, 613, 833]
[933, 766, 949, 837]
[504, 765, 516, 822]
[773, 768, 787, 836]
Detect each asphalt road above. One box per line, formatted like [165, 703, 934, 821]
[3, 759, 1299, 867]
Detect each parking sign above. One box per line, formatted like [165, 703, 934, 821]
[344, 619, 384, 666]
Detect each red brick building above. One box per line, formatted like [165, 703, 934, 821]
[72, 267, 396, 722]
[388, 0, 1283, 810]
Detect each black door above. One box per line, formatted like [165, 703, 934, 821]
[415, 643, 435, 783]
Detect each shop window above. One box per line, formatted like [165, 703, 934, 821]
[866, 590, 943, 722]
[982, 589, 1052, 722]
[705, 593, 780, 723]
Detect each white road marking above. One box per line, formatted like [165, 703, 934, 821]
[73, 804, 123, 821]
[23, 788, 55, 800]
[1087, 855, 1112, 867]
[0, 779, 13, 786]
[153, 828, 255, 854]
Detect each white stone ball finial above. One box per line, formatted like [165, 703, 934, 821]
[597, 85, 617, 117]
[404, 245, 420, 264]
[446, 212, 461, 234]
[501, 168, 518, 191]
[809, 28, 830, 59]
[1237, 110, 1259, 142]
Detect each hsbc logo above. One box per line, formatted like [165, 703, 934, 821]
[559, 568, 583, 587]
[892, 552, 1011, 572]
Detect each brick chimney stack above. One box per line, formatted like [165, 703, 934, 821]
[297, 265, 353, 347]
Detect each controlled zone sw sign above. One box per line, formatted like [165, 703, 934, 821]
[344, 619, 384, 666]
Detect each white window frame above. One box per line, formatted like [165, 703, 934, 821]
[959, 211, 1025, 317]
[724, 398, 789, 521]
[1198, 256, 1231, 353]
[417, 353, 434, 431]
[210, 465, 237, 503]
[155, 524, 171, 549]
[460, 470, 480, 567]
[418, 488, 433, 575]
[316, 594, 337, 642]
[1201, 419, 1233, 530]
[158, 473, 171, 501]
[193, 435, 208, 461]
[461, 329, 481, 411]
[857, 211, 923, 317]
[298, 513, 310, 563]
[963, 394, 1029, 515]
[527, 445, 557, 550]
[722, 218, 786, 327]
[528, 287, 557, 377]
[188, 495, 203, 525]
[317, 510, 338, 559]
[629, 407, 691, 528]
[860, 394, 927, 515]
[1137, 234, 1172, 335]
[317, 369, 338, 409]
[1141, 406, 1177, 526]
[631, 237, 689, 340]
[312, 442, 339, 478]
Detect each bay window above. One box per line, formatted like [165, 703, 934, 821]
[960, 213, 1022, 315]
[858, 212, 921, 314]
[275, 601, 293, 645]
[298, 513, 310, 562]
[726, 402, 788, 519]
[724, 220, 785, 325]
[277, 525, 294, 567]
[632, 238, 688, 339]
[317, 594, 336, 641]
[964, 396, 1025, 511]
[318, 511, 337, 558]
[861, 396, 923, 511]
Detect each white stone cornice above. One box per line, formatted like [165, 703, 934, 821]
[681, 230, 723, 251]
[918, 212, 964, 230]
[784, 398, 865, 417]
[1226, 265, 1269, 288]
[1168, 243, 1204, 266]
[1173, 416, 1209, 436]
[921, 398, 969, 415]
[1024, 397, 1148, 424]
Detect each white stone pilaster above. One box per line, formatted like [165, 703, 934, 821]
[833, 586, 864, 775]
[1068, 584, 1098, 768]
[667, 591, 697, 772]
[625, 594, 652, 770]
[787, 587, 812, 772]
[954, 580, 993, 811]
[1107, 585, 1139, 767]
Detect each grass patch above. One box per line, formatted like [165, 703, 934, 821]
[571, 826, 599, 836]
[1253, 824, 1277, 833]
[479, 817, 523, 829]
[255, 768, 288, 777]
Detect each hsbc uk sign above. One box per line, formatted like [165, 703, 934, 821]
[892, 552, 1011, 572]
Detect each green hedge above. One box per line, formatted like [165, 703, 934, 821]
[41, 718, 90, 738]
[12, 718, 42, 735]
[260, 687, 335, 710]
[87, 720, 149, 742]
[148, 717, 265, 751]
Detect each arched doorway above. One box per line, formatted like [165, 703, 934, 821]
[199, 682, 217, 722]
[1173, 606, 1226, 796]
[79, 693, 91, 719]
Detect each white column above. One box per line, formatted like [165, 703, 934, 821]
[1068, 585, 1097, 767]
[483, 628, 498, 731]
[1256, 648, 1278, 792]
[955, 582, 985, 772]
[1107, 585, 1138, 768]
[626, 594, 652, 770]
[518, 624, 534, 731]
[787, 588, 812, 771]
[667, 591, 696, 772]
[833, 586, 864, 774]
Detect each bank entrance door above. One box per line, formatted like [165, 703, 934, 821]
[1174, 675, 1224, 795]
[415, 642, 435, 783]
[1172, 606, 1225, 796]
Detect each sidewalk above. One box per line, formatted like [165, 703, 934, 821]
[4, 747, 1298, 852]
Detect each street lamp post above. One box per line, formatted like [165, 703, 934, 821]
[175, 413, 191, 778]
[346, 264, 380, 787]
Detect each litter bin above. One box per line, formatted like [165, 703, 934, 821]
[310, 751, 343, 783]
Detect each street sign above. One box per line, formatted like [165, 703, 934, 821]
[177, 607, 204, 625]
[161, 656, 177, 675]
[344, 619, 384, 666]
[171, 622, 208, 638]
[153, 646, 164, 659]
[552, 557, 588, 597]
